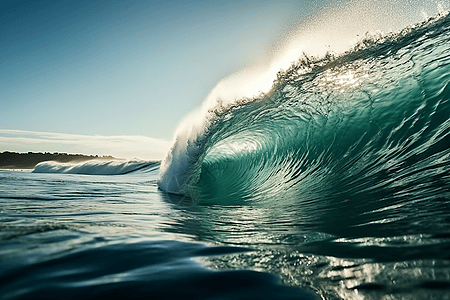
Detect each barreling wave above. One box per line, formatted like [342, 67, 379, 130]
[158, 12, 450, 205]
[33, 160, 159, 175]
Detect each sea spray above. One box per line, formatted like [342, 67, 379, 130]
[158, 1, 450, 200]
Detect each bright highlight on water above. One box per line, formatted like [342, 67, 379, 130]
[2, 1, 450, 299]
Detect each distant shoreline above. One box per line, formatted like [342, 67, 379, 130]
[0, 151, 115, 170]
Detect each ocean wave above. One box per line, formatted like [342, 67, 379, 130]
[158, 11, 450, 205]
[33, 160, 159, 175]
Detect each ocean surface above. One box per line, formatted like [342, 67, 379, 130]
[2, 8, 450, 300]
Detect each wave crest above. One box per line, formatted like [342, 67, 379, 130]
[33, 160, 159, 175]
[158, 10, 450, 206]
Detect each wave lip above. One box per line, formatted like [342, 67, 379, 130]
[33, 160, 159, 175]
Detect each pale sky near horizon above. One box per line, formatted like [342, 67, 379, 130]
[1, 0, 321, 158]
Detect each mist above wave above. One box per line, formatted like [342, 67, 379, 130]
[158, 1, 450, 197]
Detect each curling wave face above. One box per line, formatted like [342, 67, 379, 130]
[158, 12, 450, 207]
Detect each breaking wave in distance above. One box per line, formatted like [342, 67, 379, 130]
[158, 1, 450, 208]
[33, 160, 159, 175]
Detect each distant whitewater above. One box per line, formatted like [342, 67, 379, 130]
[33, 160, 159, 175]
[158, 11, 450, 205]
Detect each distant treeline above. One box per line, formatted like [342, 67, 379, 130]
[0, 152, 115, 169]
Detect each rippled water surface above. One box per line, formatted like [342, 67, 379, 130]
[1, 168, 450, 300]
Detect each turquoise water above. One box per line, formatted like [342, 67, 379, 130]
[2, 10, 450, 300]
[2, 166, 449, 300]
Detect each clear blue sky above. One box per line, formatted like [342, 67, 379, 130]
[1, 1, 316, 139]
[2, 0, 443, 159]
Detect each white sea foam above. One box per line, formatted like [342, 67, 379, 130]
[33, 160, 158, 175]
